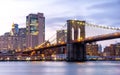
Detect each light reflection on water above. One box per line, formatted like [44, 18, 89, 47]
[0, 61, 120, 75]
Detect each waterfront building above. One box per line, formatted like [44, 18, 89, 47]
[103, 46, 111, 56]
[115, 43, 120, 56]
[109, 44, 116, 56]
[0, 35, 18, 52]
[26, 13, 45, 48]
[103, 43, 120, 57]
[0, 36, 8, 51]
[0, 23, 20, 52]
[86, 43, 99, 56]
[0, 24, 27, 52]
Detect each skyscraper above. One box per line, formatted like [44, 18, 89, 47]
[18, 28, 26, 51]
[9, 23, 19, 51]
[11, 23, 19, 36]
[26, 13, 45, 48]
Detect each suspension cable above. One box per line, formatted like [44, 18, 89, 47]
[85, 22, 120, 31]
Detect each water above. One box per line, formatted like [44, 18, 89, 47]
[0, 61, 120, 75]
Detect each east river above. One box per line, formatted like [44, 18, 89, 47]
[0, 61, 120, 75]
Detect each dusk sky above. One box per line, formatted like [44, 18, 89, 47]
[0, 0, 120, 45]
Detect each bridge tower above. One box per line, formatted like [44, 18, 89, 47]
[67, 20, 86, 61]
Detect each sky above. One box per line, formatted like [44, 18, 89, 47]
[0, 0, 120, 47]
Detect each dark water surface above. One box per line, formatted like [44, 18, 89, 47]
[0, 61, 120, 75]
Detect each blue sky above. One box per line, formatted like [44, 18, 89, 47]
[0, 0, 120, 45]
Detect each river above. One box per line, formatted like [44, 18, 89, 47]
[0, 61, 120, 75]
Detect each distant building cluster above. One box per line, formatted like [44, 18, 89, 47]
[103, 43, 120, 57]
[86, 43, 101, 56]
[0, 12, 120, 60]
[0, 13, 45, 53]
[86, 42, 120, 59]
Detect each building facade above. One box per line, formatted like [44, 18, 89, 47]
[56, 30, 67, 44]
[0, 24, 27, 52]
[18, 28, 26, 51]
[0, 23, 20, 52]
[86, 43, 99, 56]
[26, 13, 45, 48]
[11, 23, 19, 36]
[103, 43, 120, 57]
[115, 43, 120, 56]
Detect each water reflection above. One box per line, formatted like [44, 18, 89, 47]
[0, 61, 120, 75]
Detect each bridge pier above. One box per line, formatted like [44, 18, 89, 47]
[67, 43, 86, 61]
[66, 20, 86, 62]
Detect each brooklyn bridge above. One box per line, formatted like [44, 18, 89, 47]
[1, 20, 120, 61]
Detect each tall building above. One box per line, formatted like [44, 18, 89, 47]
[18, 28, 26, 51]
[56, 30, 67, 44]
[12, 23, 19, 50]
[11, 23, 19, 36]
[26, 13, 45, 48]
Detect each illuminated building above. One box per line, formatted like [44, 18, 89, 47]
[11, 23, 19, 36]
[0, 34, 18, 52]
[3, 32, 11, 50]
[56, 30, 67, 55]
[56, 30, 67, 44]
[26, 13, 45, 48]
[18, 28, 26, 51]
[0, 24, 27, 52]
[86, 43, 99, 56]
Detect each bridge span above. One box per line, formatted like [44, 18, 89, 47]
[15, 20, 120, 61]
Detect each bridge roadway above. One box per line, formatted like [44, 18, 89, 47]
[21, 32, 120, 53]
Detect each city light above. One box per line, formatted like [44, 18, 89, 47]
[77, 37, 83, 41]
[0, 13, 120, 61]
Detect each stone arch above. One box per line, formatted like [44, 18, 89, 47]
[78, 28, 81, 40]
[66, 20, 86, 61]
[67, 20, 85, 43]
[72, 27, 74, 40]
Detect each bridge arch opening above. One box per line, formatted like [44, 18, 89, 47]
[78, 28, 81, 40]
[72, 27, 74, 40]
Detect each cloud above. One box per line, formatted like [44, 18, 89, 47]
[85, 0, 120, 26]
[44, 0, 120, 28]
[88, 0, 120, 9]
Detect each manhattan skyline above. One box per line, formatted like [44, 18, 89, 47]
[0, 0, 119, 46]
